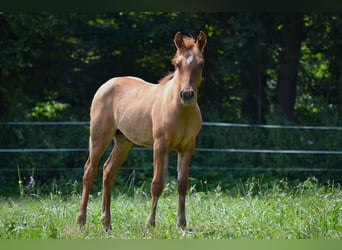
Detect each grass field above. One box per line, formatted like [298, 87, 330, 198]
[0, 178, 341, 239]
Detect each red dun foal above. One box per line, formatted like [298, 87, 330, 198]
[77, 31, 207, 231]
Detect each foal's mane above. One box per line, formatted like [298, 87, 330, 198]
[158, 73, 174, 84]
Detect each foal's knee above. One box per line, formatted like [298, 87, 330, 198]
[151, 180, 164, 197]
[177, 177, 188, 195]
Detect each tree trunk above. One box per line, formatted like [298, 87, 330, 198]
[241, 13, 269, 124]
[241, 68, 268, 124]
[338, 64, 342, 107]
[333, 15, 342, 110]
[275, 14, 304, 120]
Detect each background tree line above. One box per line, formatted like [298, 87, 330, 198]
[1, 12, 342, 195]
[1, 12, 342, 123]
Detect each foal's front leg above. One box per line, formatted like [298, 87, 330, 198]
[176, 142, 195, 229]
[146, 141, 168, 228]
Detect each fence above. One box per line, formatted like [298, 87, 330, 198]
[1, 121, 342, 173]
[1, 120, 342, 195]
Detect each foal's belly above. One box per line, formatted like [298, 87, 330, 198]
[115, 108, 154, 147]
[118, 125, 154, 147]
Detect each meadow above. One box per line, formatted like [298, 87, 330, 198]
[0, 178, 341, 239]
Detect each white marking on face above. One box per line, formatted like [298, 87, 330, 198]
[186, 54, 194, 64]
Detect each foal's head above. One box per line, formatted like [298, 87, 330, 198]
[172, 31, 207, 105]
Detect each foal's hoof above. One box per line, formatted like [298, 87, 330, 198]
[101, 222, 112, 232]
[101, 214, 112, 231]
[177, 217, 187, 230]
[103, 224, 112, 232]
[145, 216, 156, 229]
[77, 223, 83, 232]
[76, 214, 86, 232]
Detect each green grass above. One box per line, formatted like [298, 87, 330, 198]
[0, 178, 341, 239]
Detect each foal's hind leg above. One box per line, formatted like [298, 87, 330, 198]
[101, 133, 132, 231]
[77, 122, 114, 230]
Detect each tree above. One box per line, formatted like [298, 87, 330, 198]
[238, 13, 273, 124]
[332, 15, 342, 108]
[275, 13, 304, 120]
[0, 13, 74, 120]
[1, 12, 341, 124]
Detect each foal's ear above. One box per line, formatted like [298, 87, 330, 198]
[174, 32, 185, 50]
[196, 31, 207, 51]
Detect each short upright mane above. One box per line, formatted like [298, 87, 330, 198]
[158, 73, 174, 84]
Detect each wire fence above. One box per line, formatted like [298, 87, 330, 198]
[3, 120, 342, 130]
[1, 121, 342, 173]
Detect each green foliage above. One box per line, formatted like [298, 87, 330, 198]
[30, 101, 70, 119]
[1, 12, 342, 121]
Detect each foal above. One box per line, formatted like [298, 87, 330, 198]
[77, 31, 207, 231]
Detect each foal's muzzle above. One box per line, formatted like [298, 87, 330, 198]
[179, 88, 195, 104]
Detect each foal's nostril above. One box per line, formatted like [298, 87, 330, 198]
[180, 89, 195, 103]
